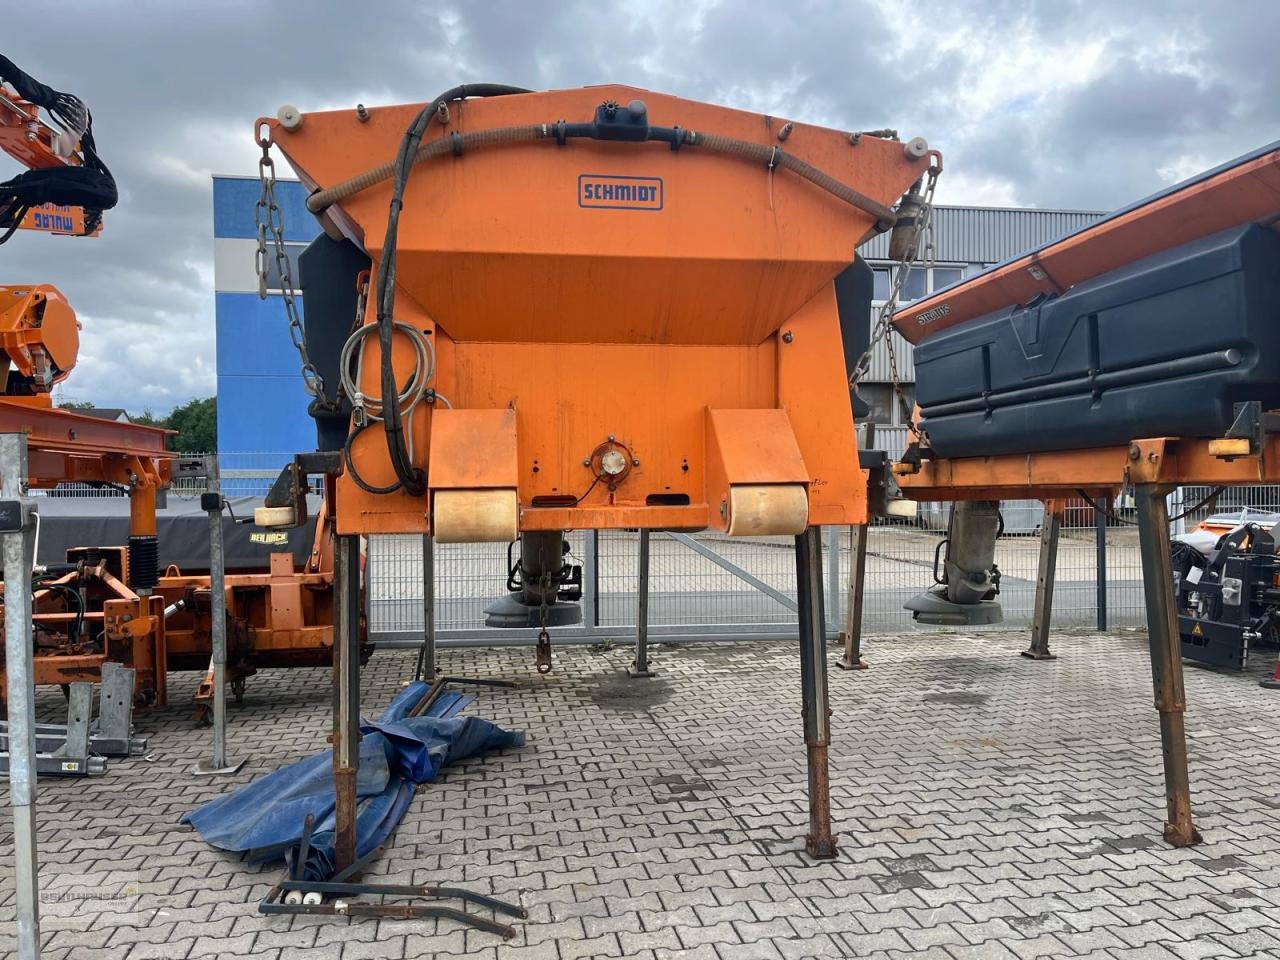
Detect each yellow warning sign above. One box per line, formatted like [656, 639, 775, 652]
[1191, 622, 1203, 637]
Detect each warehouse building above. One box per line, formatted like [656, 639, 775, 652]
[212, 175, 1104, 479]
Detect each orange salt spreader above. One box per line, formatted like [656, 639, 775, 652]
[256, 83, 937, 863]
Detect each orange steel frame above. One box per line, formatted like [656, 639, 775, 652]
[0, 399, 345, 710]
[892, 431, 1280, 849]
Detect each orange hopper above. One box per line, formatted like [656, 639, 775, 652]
[262, 85, 933, 541]
[260, 84, 935, 866]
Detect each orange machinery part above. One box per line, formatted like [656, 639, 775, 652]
[264, 85, 933, 536]
[0, 86, 101, 236]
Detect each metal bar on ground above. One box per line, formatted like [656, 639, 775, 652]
[333, 533, 363, 872]
[795, 525, 836, 859]
[669, 531, 798, 613]
[1024, 503, 1061, 661]
[839, 524, 870, 670]
[194, 457, 244, 776]
[2, 433, 40, 959]
[1096, 493, 1109, 631]
[629, 529, 654, 678]
[1134, 484, 1203, 848]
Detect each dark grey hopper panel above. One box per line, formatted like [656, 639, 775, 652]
[913, 224, 1280, 458]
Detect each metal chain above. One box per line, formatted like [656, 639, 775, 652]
[535, 569, 554, 674]
[255, 138, 339, 412]
[850, 163, 941, 437]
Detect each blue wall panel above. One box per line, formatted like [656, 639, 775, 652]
[216, 375, 315, 454]
[215, 292, 313, 377]
[213, 177, 318, 242]
[214, 176, 325, 466]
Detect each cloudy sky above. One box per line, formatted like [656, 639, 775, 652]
[3, 1, 1277, 414]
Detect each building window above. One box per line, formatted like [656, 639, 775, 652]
[857, 383, 917, 426]
[869, 263, 968, 305]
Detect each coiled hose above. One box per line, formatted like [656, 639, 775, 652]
[339, 320, 439, 495]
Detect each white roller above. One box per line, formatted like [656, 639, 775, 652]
[254, 505, 296, 527]
[433, 489, 519, 543]
[726, 484, 808, 537]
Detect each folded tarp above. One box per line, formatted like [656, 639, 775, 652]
[181, 681, 525, 880]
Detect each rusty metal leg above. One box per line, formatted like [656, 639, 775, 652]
[629, 530, 654, 679]
[796, 526, 836, 859]
[1134, 484, 1203, 848]
[333, 533, 362, 873]
[1023, 504, 1061, 661]
[838, 524, 869, 670]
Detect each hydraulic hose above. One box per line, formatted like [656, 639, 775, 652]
[308, 121, 897, 229]
[373, 83, 533, 496]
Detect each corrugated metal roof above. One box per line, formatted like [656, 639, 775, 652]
[860, 205, 1105, 264]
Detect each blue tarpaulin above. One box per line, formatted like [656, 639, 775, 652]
[181, 681, 524, 880]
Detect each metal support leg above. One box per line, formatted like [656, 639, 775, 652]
[629, 530, 654, 678]
[334, 533, 362, 872]
[415, 535, 436, 681]
[796, 526, 836, 859]
[2, 434, 40, 959]
[1135, 485, 1203, 848]
[839, 524, 869, 670]
[1023, 503, 1061, 661]
[194, 460, 244, 776]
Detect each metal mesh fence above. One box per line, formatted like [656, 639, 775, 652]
[36, 447, 1274, 644]
[365, 498, 1153, 643]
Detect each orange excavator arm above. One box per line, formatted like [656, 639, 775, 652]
[0, 53, 115, 240]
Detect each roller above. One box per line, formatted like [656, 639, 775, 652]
[726, 484, 808, 537]
[432, 489, 519, 543]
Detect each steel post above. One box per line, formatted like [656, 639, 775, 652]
[582, 530, 600, 628]
[194, 458, 244, 776]
[839, 524, 870, 670]
[1134, 484, 1203, 848]
[795, 525, 836, 859]
[1023, 504, 1061, 661]
[1096, 494, 1108, 631]
[416, 535, 436, 681]
[333, 533, 362, 872]
[629, 529, 654, 678]
[2, 434, 40, 959]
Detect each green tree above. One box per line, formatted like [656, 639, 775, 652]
[163, 397, 217, 453]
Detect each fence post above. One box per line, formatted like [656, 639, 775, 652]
[582, 530, 600, 627]
[1095, 493, 1108, 631]
[194, 456, 244, 777]
[825, 525, 841, 638]
[2, 434, 40, 960]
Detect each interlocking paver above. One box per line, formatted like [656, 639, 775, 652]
[4, 632, 1280, 960]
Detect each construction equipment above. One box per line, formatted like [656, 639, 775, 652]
[257, 83, 934, 864]
[875, 140, 1280, 848]
[0, 54, 359, 716]
[0, 54, 115, 240]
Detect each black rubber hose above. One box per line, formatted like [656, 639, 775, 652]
[374, 83, 532, 496]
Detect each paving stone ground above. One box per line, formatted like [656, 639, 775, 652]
[4, 630, 1280, 959]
